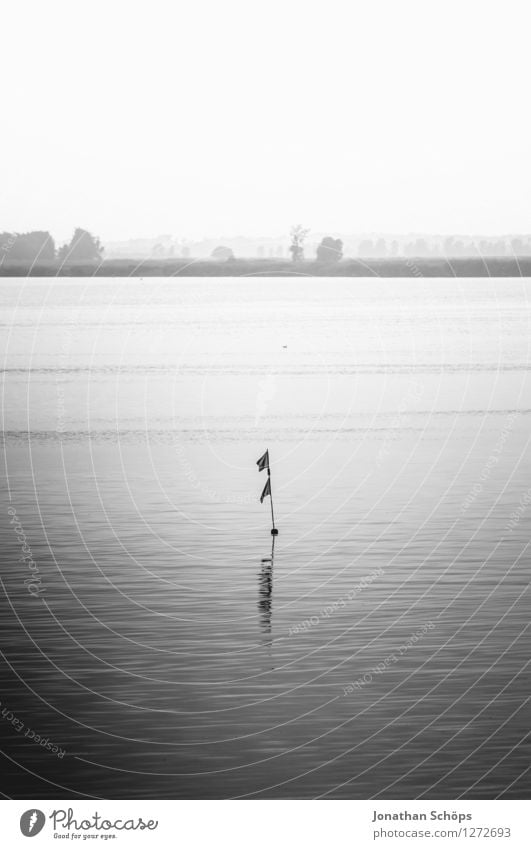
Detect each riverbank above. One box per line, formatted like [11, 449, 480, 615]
[2, 256, 531, 277]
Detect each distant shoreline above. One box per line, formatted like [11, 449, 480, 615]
[2, 256, 531, 278]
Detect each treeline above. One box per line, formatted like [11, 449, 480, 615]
[4, 229, 531, 267]
[206, 234, 531, 261]
[0, 228, 102, 264]
[357, 236, 531, 258]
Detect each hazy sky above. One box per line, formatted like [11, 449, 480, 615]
[2, 0, 530, 241]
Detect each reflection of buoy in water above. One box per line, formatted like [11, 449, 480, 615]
[261, 557, 272, 563]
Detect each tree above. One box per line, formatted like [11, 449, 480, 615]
[59, 228, 103, 263]
[358, 239, 375, 257]
[374, 238, 387, 257]
[443, 237, 455, 257]
[289, 225, 310, 262]
[211, 246, 234, 261]
[316, 236, 343, 263]
[412, 238, 429, 257]
[511, 238, 524, 256]
[0, 231, 55, 263]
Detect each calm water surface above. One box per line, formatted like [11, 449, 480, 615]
[1, 277, 529, 798]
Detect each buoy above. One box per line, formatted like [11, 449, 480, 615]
[257, 449, 279, 536]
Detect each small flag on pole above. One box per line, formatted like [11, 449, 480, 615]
[256, 450, 269, 472]
[260, 477, 271, 504]
[256, 448, 278, 534]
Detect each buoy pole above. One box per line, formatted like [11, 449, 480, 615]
[268, 465, 278, 535]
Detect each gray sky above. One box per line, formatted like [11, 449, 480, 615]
[2, 0, 530, 241]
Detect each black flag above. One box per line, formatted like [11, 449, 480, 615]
[260, 478, 271, 503]
[256, 450, 269, 472]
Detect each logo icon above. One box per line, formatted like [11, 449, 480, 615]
[20, 810, 45, 837]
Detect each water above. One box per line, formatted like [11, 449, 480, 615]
[1, 277, 529, 799]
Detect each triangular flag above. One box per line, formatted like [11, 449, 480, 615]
[260, 477, 271, 503]
[256, 450, 269, 472]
